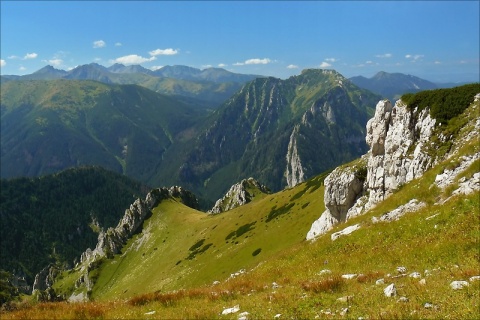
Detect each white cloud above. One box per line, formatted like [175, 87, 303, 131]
[149, 48, 178, 56]
[218, 63, 227, 67]
[245, 58, 271, 65]
[150, 65, 164, 71]
[375, 53, 392, 58]
[8, 55, 19, 59]
[115, 42, 122, 47]
[93, 40, 106, 48]
[202, 64, 213, 69]
[23, 53, 38, 59]
[405, 54, 424, 61]
[319, 61, 332, 68]
[325, 58, 337, 62]
[19, 66, 27, 71]
[44, 59, 63, 66]
[287, 64, 299, 69]
[112, 54, 156, 65]
[233, 62, 244, 66]
[434, 61, 441, 65]
[0, 59, 6, 67]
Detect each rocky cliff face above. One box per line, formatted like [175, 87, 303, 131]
[175, 69, 380, 201]
[307, 98, 439, 240]
[42, 186, 197, 300]
[82, 186, 198, 261]
[209, 178, 270, 214]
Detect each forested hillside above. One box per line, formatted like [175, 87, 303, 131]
[0, 167, 148, 284]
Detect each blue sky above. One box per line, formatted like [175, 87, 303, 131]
[1, 1, 479, 82]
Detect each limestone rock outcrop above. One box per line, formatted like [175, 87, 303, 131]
[365, 100, 436, 206]
[306, 163, 366, 240]
[209, 178, 269, 214]
[307, 98, 439, 240]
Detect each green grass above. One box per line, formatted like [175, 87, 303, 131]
[3, 92, 479, 319]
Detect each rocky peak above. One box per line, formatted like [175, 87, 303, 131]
[85, 186, 198, 259]
[209, 178, 270, 214]
[307, 98, 438, 240]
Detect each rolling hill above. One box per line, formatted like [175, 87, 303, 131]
[0, 80, 203, 182]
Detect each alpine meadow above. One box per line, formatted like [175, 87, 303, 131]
[1, 1, 479, 319]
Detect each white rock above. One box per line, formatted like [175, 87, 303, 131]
[212, 280, 220, 286]
[409, 272, 421, 279]
[340, 307, 349, 316]
[222, 305, 240, 315]
[144, 311, 156, 315]
[469, 276, 480, 282]
[424, 302, 434, 309]
[331, 224, 361, 241]
[450, 280, 469, 290]
[306, 166, 364, 240]
[272, 282, 280, 289]
[418, 278, 426, 286]
[318, 269, 332, 275]
[396, 266, 407, 274]
[274, 314, 282, 318]
[337, 295, 353, 302]
[238, 311, 250, 320]
[372, 199, 425, 222]
[375, 278, 385, 285]
[342, 274, 357, 280]
[384, 283, 397, 297]
[397, 296, 409, 302]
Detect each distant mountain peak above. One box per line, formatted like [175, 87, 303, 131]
[350, 71, 437, 101]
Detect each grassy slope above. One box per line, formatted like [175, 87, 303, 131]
[53, 174, 325, 301]
[3, 102, 479, 319]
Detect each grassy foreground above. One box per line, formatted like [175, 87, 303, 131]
[2, 154, 479, 319]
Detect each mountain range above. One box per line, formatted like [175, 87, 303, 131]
[1, 63, 261, 109]
[349, 71, 438, 102]
[1, 67, 381, 203]
[1, 83, 477, 318]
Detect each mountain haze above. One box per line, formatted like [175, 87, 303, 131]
[1, 63, 261, 108]
[350, 71, 438, 102]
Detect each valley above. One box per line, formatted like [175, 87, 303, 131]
[0, 65, 479, 319]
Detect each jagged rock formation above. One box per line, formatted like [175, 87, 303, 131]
[209, 178, 270, 214]
[32, 265, 58, 292]
[285, 126, 305, 188]
[306, 159, 367, 239]
[56, 186, 197, 300]
[307, 93, 479, 240]
[81, 186, 198, 261]
[365, 100, 436, 206]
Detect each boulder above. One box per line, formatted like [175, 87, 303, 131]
[331, 224, 361, 241]
[450, 280, 469, 290]
[384, 283, 397, 297]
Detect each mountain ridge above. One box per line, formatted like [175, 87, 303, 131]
[349, 71, 438, 102]
[169, 69, 380, 201]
